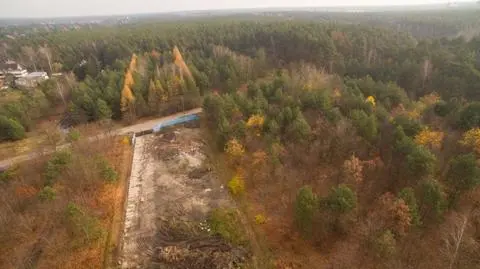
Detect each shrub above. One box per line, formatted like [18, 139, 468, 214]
[254, 214, 267, 225]
[121, 136, 130, 145]
[66, 128, 81, 142]
[0, 165, 18, 183]
[0, 115, 25, 141]
[44, 150, 72, 186]
[227, 175, 245, 196]
[373, 230, 396, 259]
[96, 157, 118, 182]
[65, 202, 104, 245]
[38, 186, 56, 201]
[208, 208, 246, 245]
[295, 186, 318, 234]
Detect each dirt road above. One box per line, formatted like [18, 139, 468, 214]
[0, 108, 202, 168]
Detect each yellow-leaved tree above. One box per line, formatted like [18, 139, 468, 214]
[227, 174, 245, 196]
[121, 84, 135, 112]
[246, 115, 265, 128]
[121, 55, 137, 121]
[365, 96, 376, 107]
[173, 46, 193, 79]
[129, 53, 137, 72]
[414, 128, 444, 150]
[124, 71, 134, 87]
[225, 138, 245, 163]
[460, 128, 480, 154]
[246, 114, 265, 137]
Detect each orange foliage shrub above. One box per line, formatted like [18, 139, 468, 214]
[378, 193, 412, 236]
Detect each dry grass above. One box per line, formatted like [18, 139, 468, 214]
[0, 135, 45, 160]
[0, 132, 132, 269]
[102, 137, 133, 269]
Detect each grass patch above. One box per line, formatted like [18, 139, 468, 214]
[208, 208, 247, 246]
[0, 135, 45, 159]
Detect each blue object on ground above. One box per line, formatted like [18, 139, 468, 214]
[152, 114, 200, 133]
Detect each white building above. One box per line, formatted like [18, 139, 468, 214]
[16, 72, 49, 88]
[0, 60, 28, 79]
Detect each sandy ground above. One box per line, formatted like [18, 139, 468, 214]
[120, 126, 241, 269]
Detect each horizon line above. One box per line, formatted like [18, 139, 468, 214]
[0, 1, 478, 20]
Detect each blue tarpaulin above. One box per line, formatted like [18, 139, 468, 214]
[152, 114, 200, 133]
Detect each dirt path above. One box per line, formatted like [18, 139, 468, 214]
[0, 108, 202, 168]
[120, 127, 247, 269]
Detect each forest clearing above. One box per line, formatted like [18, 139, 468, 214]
[120, 125, 250, 269]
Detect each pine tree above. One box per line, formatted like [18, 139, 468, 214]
[295, 186, 318, 235]
[156, 80, 168, 102]
[96, 99, 112, 120]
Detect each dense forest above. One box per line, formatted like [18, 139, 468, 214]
[1, 8, 480, 268]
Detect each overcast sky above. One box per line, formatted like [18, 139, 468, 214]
[0, 0, 473, 18]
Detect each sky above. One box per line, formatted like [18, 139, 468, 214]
[0, 0, 475, 18]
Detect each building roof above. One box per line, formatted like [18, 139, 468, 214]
[27, 72, 48, 77]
